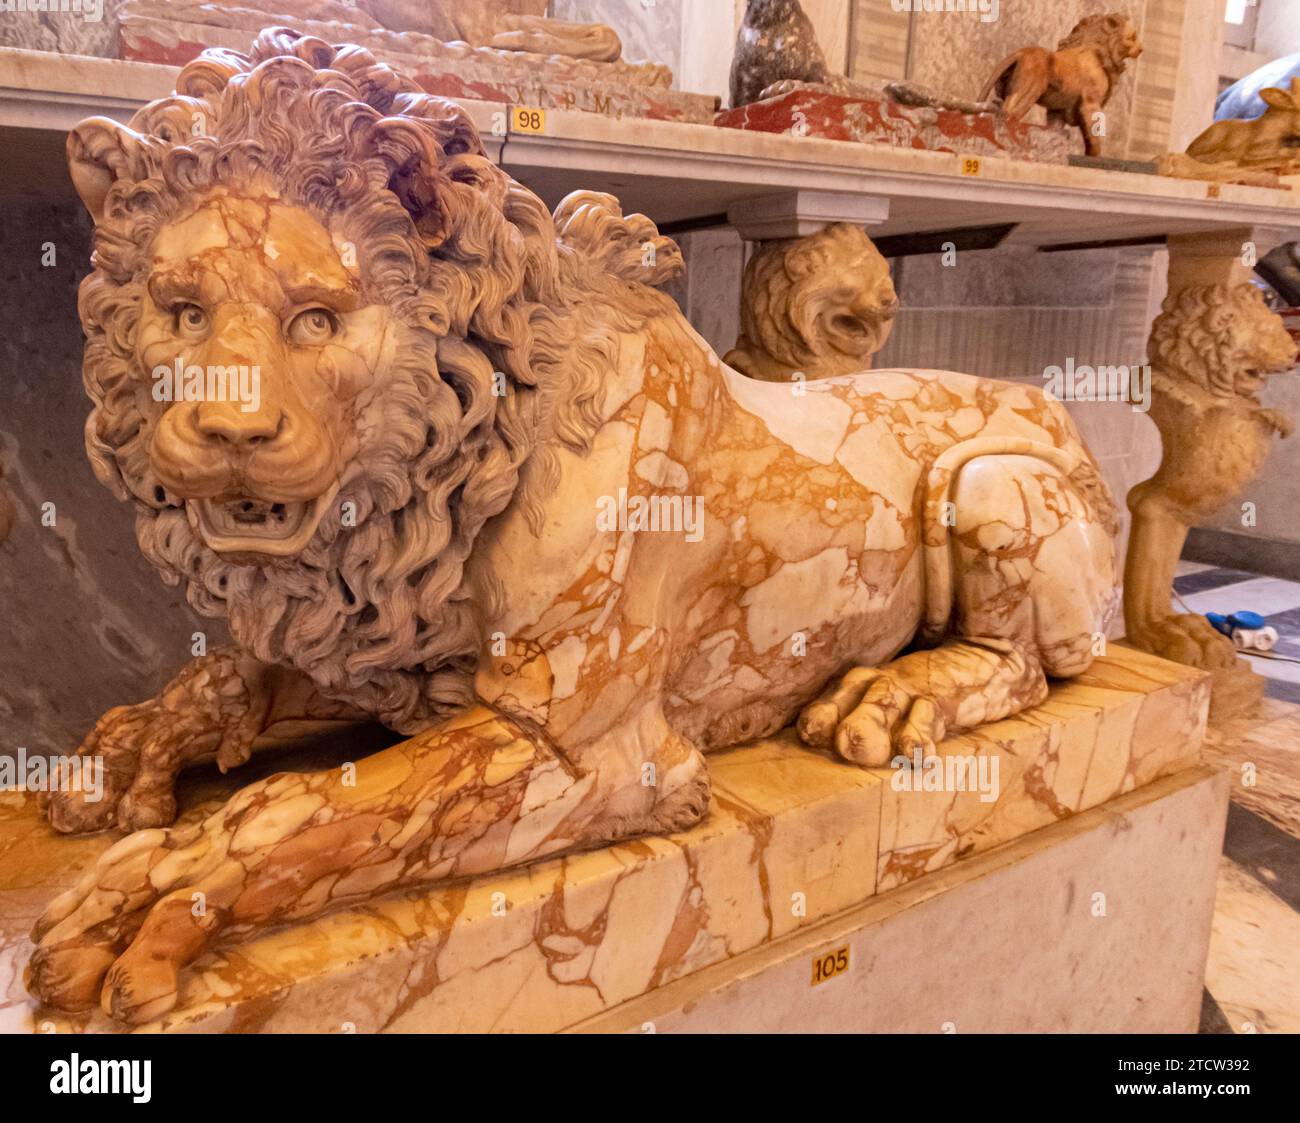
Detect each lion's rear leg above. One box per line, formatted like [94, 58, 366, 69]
[800, 454, 1116, 767]
[949, 454, 1117, 677]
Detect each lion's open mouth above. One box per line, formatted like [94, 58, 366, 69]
[191, 484, 339, 558]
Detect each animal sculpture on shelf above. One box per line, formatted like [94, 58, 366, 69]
[1183, 77, 1300, 173]
[1124, 283, 1297, 672]
[730, 0, 830, 109]
[31, 31, 1120, 1025]
[724, 224, 899, 381]
[979, 12, 1144, 158]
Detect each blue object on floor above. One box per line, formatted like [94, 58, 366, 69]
[1207, 611, 1278, 653]
[1206, 610, 1267, 636]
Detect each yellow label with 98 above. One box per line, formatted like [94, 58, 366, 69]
[811, 944, 850, 986]
[511, 106, 547, 134]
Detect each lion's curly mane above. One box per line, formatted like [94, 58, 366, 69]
[1148, 283, 1283, 398]
[74, 28, 681, 731]
[1058, 13, 1137, 79]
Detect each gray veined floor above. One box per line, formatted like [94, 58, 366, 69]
[1170, 561, 1300, 1034]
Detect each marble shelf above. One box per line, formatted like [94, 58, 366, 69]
[3, 47, 1300, 246]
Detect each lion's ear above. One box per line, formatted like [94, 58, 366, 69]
[1260, 86, 1295, 110]
[66, 116, 149, 222]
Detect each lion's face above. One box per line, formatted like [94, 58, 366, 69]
[798, 239, 899, 365]
[141, 191, 398, 561]
[739, 224, 898, 379]
[1230, 289, 1298, 396]
[1067, 14, 1143, 67]
[1116, 18, 1143, 63]
[1152, 283, 1297, 400]
[63, 32, 620, 729]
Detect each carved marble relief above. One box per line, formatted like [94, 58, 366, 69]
[116, 0, 716, 122]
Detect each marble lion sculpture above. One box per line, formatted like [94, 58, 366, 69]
[724, 224, 899, 382]
[979, 13, 1143, 158]
[30, 31, 1119, 1023]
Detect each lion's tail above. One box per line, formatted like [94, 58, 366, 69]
[978, 48, 1050, 120]
[920, 437, 1084, 644]
[552, 190, 684, 287]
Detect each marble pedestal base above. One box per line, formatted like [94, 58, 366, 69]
[1, 648, 1212, 1033]
[576, 766, 1229, 1033]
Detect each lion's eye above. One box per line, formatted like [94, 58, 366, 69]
[173, 303, 209, 338]
[287, 308, 339, 345]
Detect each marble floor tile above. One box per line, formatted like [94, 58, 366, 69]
[1203, 856, 1300, 1034]
[1204, 699, 1300, 839]
[1178, 576, 1300, 619]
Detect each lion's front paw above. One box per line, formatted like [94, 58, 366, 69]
[26, 818, 226, 1023]
[798, 666, 947, 767]
[1132, 613, 1237, 670]
[1258, 408, 1295, 438]
[42, 651, 269, 835]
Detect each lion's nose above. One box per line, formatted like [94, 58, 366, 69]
[195, 400, 284, 446]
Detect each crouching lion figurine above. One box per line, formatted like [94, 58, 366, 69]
[30, 31, 1119, 1024]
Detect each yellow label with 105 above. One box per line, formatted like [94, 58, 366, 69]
[811, 944, 850, 986]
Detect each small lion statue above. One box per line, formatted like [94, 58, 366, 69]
[980, 12, 1143, 158]
[1125, 283, 1296, 670]
[724, 224, 899, 382]
[31, 31, 1119, 1023]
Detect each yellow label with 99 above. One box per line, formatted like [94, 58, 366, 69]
[960, 156, 982, 177]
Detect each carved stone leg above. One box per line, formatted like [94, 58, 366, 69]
[27, 705, 708, 1023]
[1124, 484, 1235, 668]
[40, 648, 364, 835]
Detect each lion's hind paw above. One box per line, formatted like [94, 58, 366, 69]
[798, 667, 948, 767]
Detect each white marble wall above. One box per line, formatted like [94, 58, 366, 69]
[1256, 0, 1300, 58]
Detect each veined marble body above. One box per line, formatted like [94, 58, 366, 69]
[471, 339, 1120, 765]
